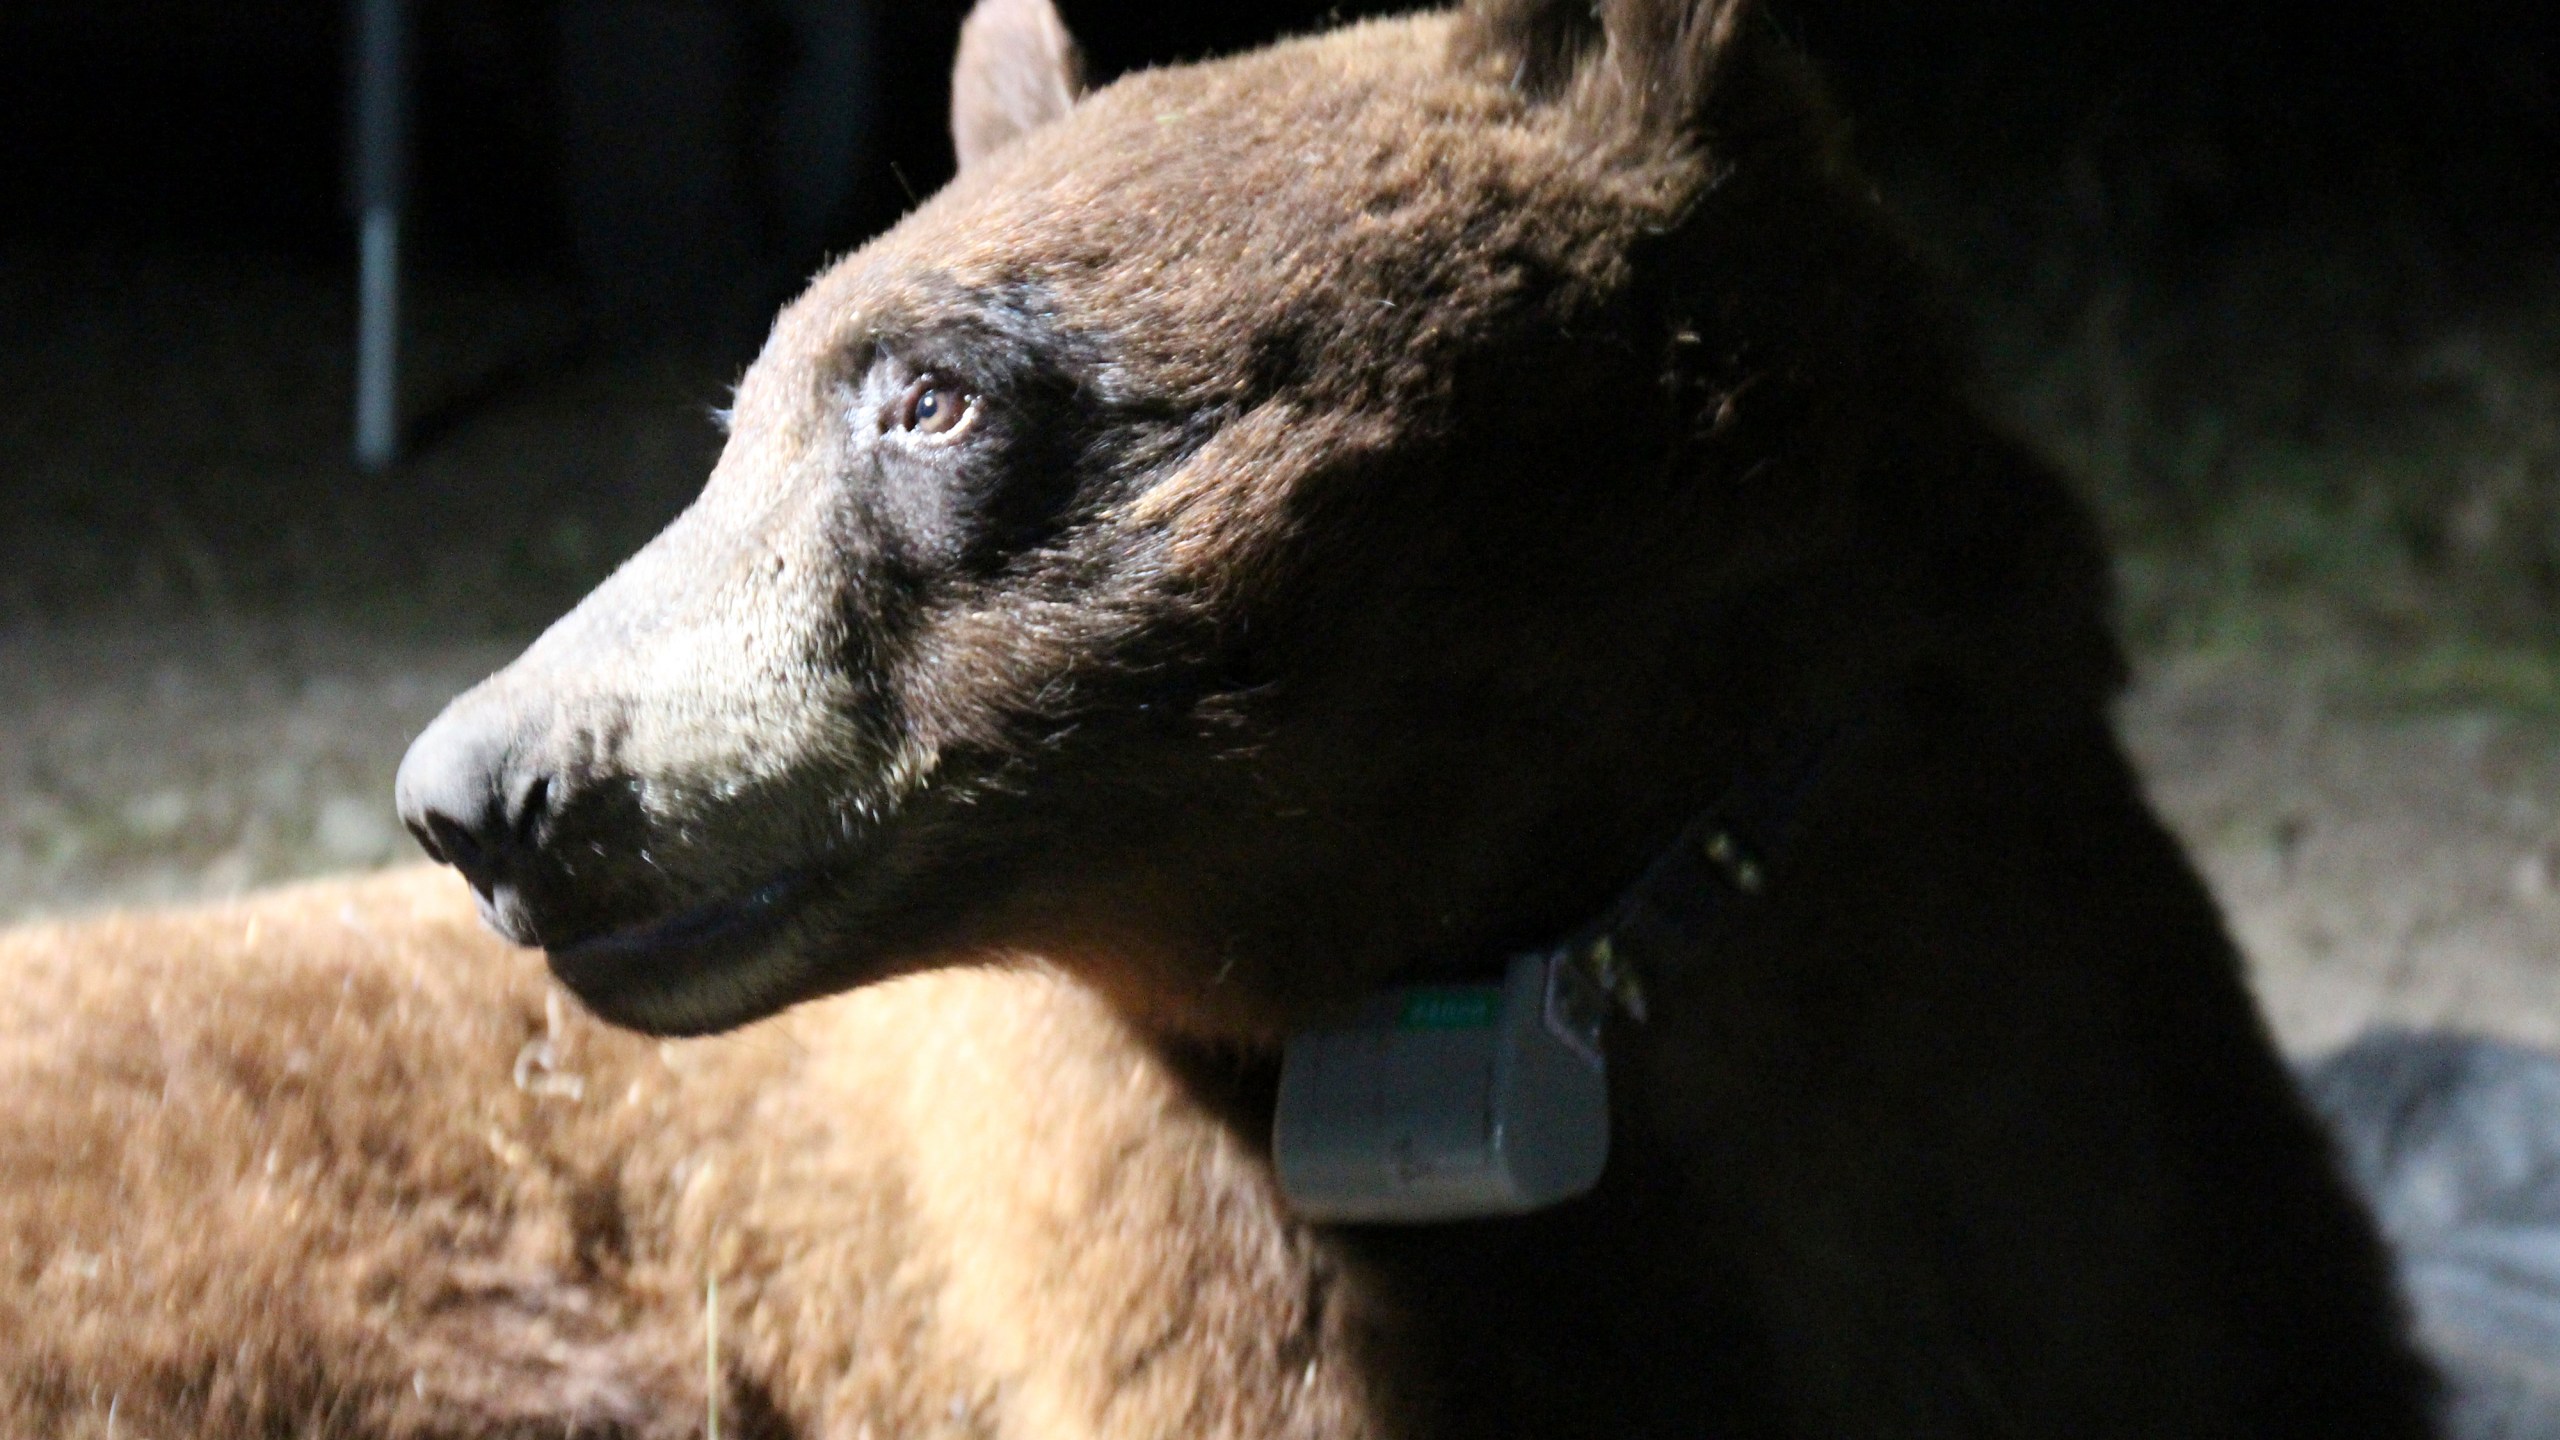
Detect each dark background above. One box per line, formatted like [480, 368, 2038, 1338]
[8, 0, 2551, 300]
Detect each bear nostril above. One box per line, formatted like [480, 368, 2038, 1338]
[426, 811, 492, 879]
[396, 703, 576, 895]
[513, 774, 553, 850]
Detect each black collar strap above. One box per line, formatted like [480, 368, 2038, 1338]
[1555, 713, 1860, 1026]
[1272, 713, 1864, 1221]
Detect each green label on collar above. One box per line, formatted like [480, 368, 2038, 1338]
[1398, 987, 1501, 1030]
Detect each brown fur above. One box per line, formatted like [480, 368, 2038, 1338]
[12, 0, 2437, 1434]
[950, 0, 1087, 172]
[1, 867, 1399, 1437]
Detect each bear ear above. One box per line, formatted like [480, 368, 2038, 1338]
[950, 0, 1087, 173]
[1454, 0, 1770, 150]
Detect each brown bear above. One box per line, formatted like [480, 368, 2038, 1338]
[1, 0, 2436, 1434]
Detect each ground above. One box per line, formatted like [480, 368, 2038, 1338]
[3, 237, 2555, 1055]
[2128, 655, 2560, 1052]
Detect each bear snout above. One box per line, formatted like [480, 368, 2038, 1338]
[395, 696, 569, 930]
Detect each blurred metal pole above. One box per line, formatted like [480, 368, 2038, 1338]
[351, 0, 408, 471]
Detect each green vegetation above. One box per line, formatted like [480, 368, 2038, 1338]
[1930, 191, 2560, 719]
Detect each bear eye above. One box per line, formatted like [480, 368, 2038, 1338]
[894, 374, 976, 438]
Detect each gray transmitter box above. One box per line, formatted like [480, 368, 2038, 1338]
[1272, 952, 1610, 1223]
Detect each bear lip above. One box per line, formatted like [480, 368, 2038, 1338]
[544, 875, 815, 1034]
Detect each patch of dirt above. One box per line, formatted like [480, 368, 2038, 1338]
[0, 618, 506, 918]
[2120, 653, 2560, 1052]
[3, 615, 2554, 1054]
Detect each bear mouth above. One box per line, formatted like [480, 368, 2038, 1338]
[545, 875, 819, 1035]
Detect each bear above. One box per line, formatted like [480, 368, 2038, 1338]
[0, 869, 1386, 1437]
[2, 0, 2437, 1434]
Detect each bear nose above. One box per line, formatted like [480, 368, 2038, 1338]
[394, 704, 560, 897]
